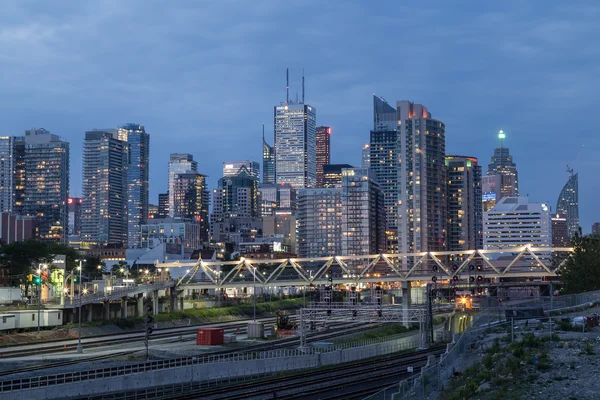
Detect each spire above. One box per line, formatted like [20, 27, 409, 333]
[302, 68, 305, 104]
[286, 68, 289, 104]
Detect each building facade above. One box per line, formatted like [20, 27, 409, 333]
[556, 171, 579, 239]
[0, 136, 25, 214]
[140, 218, 203, 250]
[81, 130, 129, 246]
[158, 193, 169, 218]
[262, 131, 275, 184]
[222, 161, 260, 181]
[315, 126, 331, 187]
[22, 129, 70, 242]
[172, 172, 209, 241]
[485, 131, 519, 207]
[168, 154, 197, 217]
[0, 211, 35, 244]
[297, 188, 342, 258]
[118, 123, 149, 248]
[274, 103, 316, 189]
[361, 143, 370, 169]
[322, 164, 353, 188]
[68, 197, 82, 237]
[258, 183, 296, 217]
[483, 197, 552, 250]
[341, 168, 386, 256]
[592, 222, 600, 235]
[551, 214, 569, 247]
[446, 156, 483, 251]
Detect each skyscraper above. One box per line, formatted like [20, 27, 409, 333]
[168, 154, 197, 217]
[446, 156, 483, 251]
[361, 144, 370, 169]
[341, 168, 386, 255]
[297, 188, 342, 258]
[222, 161, 260, 181]
[118, 123, 149, 248]
[322, 164, 354, 188]
[556, 170, 579, 239]
[22, 129, 70, 242]
[172, 172, 209, 241]
[370, 96, 447, 254]
[0, 136, 25, 214]
[262, 127, 275, 184]
[274, 103, 316, 189]
[551, 214, 569, 247]
[485, 130, 519, 207]
[81, 130, 128, 246]
[68, 197, 83, 237]
[592, 222, 600, 235]
[158, 192, 169, 218]
[315, 126, 331, 187]
[212, 169, 260, 220]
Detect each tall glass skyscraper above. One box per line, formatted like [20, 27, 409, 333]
[485, 131, 519, 209]
[262, 128, 275, 184]
[0, 136, 25, 213]
[274, 103, 316, 189]
[556, 171, 579, 239]
[22, 129, 70, 242]
[81, 130, 128, 246]
[118, 123, 149, 248]
[168, 154, 197, 217]
[222, 161, 260, 181]
[315, 126, 331, 188]
[172, 172, 209, 241]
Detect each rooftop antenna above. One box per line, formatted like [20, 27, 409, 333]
[498, 130, 505, 149]
[302, 68, 305, 104]
[262, 123, 265, 141]
[286, 68, 289, 104]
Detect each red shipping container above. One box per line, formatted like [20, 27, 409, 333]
[196, 328, 224, 345]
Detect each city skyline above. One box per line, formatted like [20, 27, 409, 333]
[1, 2, 598, 232]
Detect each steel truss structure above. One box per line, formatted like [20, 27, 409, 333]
[158, 247, 573, 289]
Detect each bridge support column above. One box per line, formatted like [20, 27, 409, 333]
[103, 300, 110, 321]
[153, 290, 158, 315]
[87, 304, 93, 322]
[120, 297, 128, 319]
[136, 293, 144, 317]
[179, 296, 184, 312]
[402, 281, 411, 328]
[68, 309, 75, 323]
[169, 290, 175, 313]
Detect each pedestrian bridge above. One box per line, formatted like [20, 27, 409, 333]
[156, 247, 573, 290]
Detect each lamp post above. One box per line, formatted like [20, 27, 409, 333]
[97, 265, 102, 281]
[36, 265, 42, 334]
[77, 288, 88, 353]
[253, 266, 257, 321]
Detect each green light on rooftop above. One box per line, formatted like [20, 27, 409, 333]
[498, 130, 506, 140]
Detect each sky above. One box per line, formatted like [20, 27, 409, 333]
[1, 0, 599, 232]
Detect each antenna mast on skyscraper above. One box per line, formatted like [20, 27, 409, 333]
[498, 130, 506, 149]
[302, 68, 305, 104]
[286, 68, 289, 104]
[262, 123, 265, 140]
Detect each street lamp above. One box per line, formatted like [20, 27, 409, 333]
[75, 259, 84, 354]
[252, 266, 257, 321]
[97, 265, 102, 280]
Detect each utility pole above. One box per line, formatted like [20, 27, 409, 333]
[36, 265, 41, 334]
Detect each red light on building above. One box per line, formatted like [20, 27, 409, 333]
[68, 198, 73, 204]
[327, 128, 331, 134]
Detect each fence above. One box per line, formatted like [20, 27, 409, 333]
[365, 288, 600, 400]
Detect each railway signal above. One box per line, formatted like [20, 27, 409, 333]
[145, 301, 153, 359]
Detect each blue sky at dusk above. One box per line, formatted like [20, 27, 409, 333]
[1, 0, 599, 231]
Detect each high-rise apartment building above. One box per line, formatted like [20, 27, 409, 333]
[551, 214, 569, 247]
[370, 96, 446, 254]
[446, 156, 483, 251]
[592, 222, 600, 235]
[222, 161, 260, 181]
[168, 154, 197, 218]
[274, 103, 316, 189]
[81, 130, 128, 246]
[485, 131, 519, 208]
[483, 197, 551, 250]
[262, 129, 275, 184]
[22, 129, 69, 242]
[315, 126, 331, 187]
[322, 164, 354, 188]
[158, 192, 169, 218]
[361, 144, 370, 169]
[68, 197, 83, 237]
[172, 172, 209, 241]
[341, 168, 386, 256]
[118, 123, 149, 248]
[0, 136, 25, 214]
[297, 188, 342, 258]
[556, 170, 579, 239]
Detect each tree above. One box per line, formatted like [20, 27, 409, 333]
[558, 228, 600, 294]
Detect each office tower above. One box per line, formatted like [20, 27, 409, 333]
[485, 130, 519, 207]
[223, 161, 260, 181]
[168, 154, 197, 217]
[141, 218, 203, 250]
[361, 144, 370, 169]
[258, 183, 296, 217]
[148, 204, 158, 219]
[158, 192, 169, 218]
[0, 211, 35, 244]
[341, 168, 386, 256]
[370, 96, 447, 254]
[118, 123, 149, 248]
[172, 172, 209, 241]
[322, 164, 354, 188]
[592, 222, 600, 235]
[262, 127, 275, 184]
[446, 156, 483, 251]
[483, 197, 551, 249]
[551, 214, 569, 247]
[274, 103, 316, 189]
[68, 197, 83, 237]
[481, 175, 501, 212]
[0, 136, 25, 213]
[556, 170, 579, 239]
[81, 130, 128, 246]
[315, 126, 331, 187]
[22, 129, 69, 242]
[212, 169, 260, 220]
[297, 188, 342, 257]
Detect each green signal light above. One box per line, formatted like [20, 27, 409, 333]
[498, 130, 506, 139]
